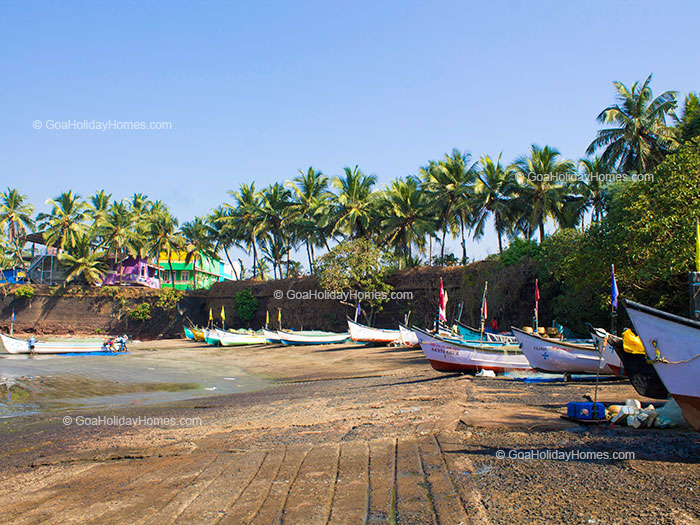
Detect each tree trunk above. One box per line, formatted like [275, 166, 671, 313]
[224, 248, 238, 280]
[460, 220, 467, 265]
[169, 252, 175, 288]
[539, 219, 545, 243]
[440, 227, 447, 262]
[496, 214, 503, 254]
[306, 241, 313, 275]
[252, 237, 258, 278]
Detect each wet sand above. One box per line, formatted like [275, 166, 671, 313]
[0, 340, 698, 524]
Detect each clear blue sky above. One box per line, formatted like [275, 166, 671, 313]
[1, 0, 699, 264]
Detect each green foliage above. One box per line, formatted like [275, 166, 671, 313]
[500, 238, 541, 266]
[431, 253, 459, 266]
[233, 289, 258, 325]
[537, 139, 700, 332]
[128, 301, 152, 321]
[14, 284, 35, 299]
[156, 288, 183, 310]
[316, 238, 394, 311]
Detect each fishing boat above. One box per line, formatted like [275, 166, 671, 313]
[512, 327, 621, 375]
[454, 321, 517, 344]
[184, 326, 195, 340]
[347, 318, 401, 345]
[414, 326, 530, 373]
[262, 328, 281, 344]
[398, 324, 420, 348]
[215, 328, 267, 346]
[0, 333, 127, 354]
[202, 328, 221, 346]
[277, 329, 351, 346]
[589, 326, 667, 399]
[623, 299, 700, 431]
[191, 328, 205, 342]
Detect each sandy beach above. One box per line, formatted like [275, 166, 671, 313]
[0, 340, 698, 524]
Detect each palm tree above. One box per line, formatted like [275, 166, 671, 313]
[0, 188, 35, 267]
[420, 149, 477, 263]
[99, 202, 139, 268]
[147, 208, 182, 288]
[225, 183, 264, 278]
[510, 145, 575, 242]
[587, 74, 678, 172]
[207, 206, 240, 279]
[473, 154, 517, 253]
[58, 233, 107, 286]
[259, 183, 293, 278]
[285, 166, 332, 273]
[332, 165, 377, 240]
[37, 190, 89, 252]
[675, 92, 700, 143]
[379, 176, 436, 265]
[180, 217, 219, 289]
[578, 156, 609, 224]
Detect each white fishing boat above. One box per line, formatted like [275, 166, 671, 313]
[587, 327, 626, 377]
[512, 327, 620, 375]
[0, 333, 126, 354]
[455, 321, 518, 344]
[215, 328, 267, 346]
[414, 326, 531, 373]
[277, 329, 351, 346]
[347, 318, 401, 344]
[262, 328, 281, 343]
[398, 324, 420, 348]
[623, 299, 700, 431]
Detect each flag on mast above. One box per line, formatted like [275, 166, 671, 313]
[355, 301, 361, 322]
[438, 278, 448, 322]
[535, 279, 540, 322]
[208, 308, 213, 321]
[611, 264, 619, 310]
[277, 308, 282, 329]
[266, 310, 270, 328]
[220, 305, 225, 321]
[481, 285, 488, 320]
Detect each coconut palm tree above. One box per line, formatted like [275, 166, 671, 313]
[37, 191, 89, 252]
[587, 74, 678, 173]
[0, 188, 35, 267]
[180, 217, 219, 289]
[225, 183, 264, 278]
[207, 206, 240, 279]
[285, 166, 332, 273]
[332, 165, 377, 240]
[379, 176, 436, 266]
[58, 233, 107, 286]
[147, 208, 182, 288]
[473, 154, 517, 253]
[510, 145, 575, 242]
[420, 149, 477, 263]
[674, 92, 700, 143]
[98, 202, 139, 268]
[578, 156, 610, 224]
[258, 183, 293, 278]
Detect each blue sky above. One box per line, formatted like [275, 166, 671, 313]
[1, 0, 699, 264]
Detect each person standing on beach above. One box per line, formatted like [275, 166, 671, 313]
[28, 336, 36, 355]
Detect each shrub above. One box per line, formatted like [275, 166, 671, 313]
[128, 302, 152, 321]
[14, 285, 35, 300]
[500, 238, 541, 267]
[234, 289, 258, 326]
[156, 288, 183, 310]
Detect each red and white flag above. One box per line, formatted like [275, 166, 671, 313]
[439, 277, 448, 322]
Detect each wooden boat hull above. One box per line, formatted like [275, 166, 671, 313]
[191, 328, 205, 342]
[623, 299, 700, 431]
[347, 319, 401, 344]
[184, 326, 195, 340]
[512, 327, 619, 375]
[414, 327, 531, 373]
[277, 330, 351, 345]
[590, 327, 668, 399]
[202, 328, 221, 346]
[0, 333, 118, 354]
[398, 324, 419, 348]
[215, 329, 267, 346]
